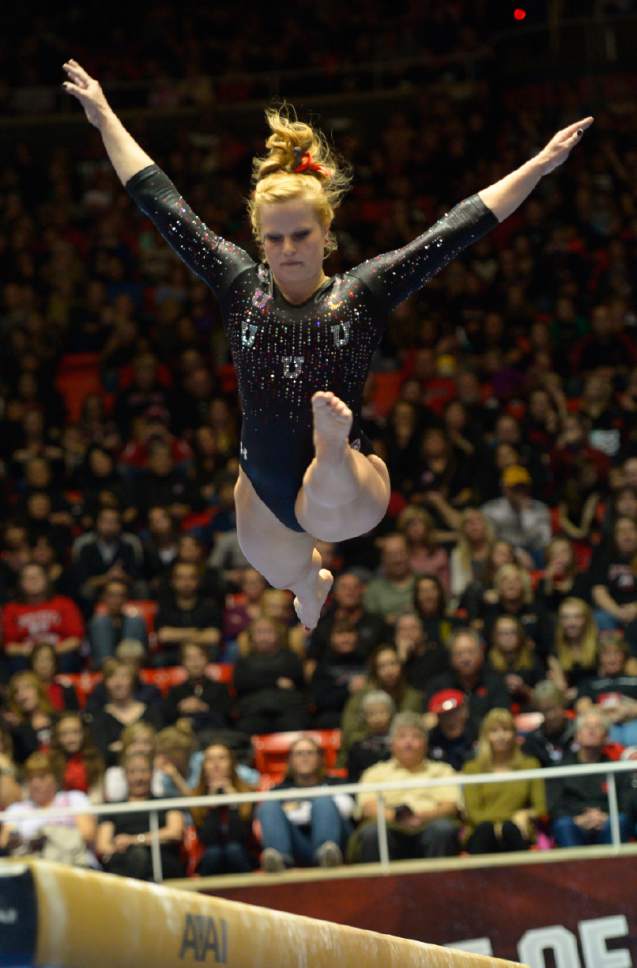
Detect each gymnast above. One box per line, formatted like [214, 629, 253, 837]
[62, 58, 592, 629]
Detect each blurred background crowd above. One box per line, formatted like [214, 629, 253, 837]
[1, 0, 637, 879]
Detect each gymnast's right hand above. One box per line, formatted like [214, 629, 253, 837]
[62, 59, 111, 128]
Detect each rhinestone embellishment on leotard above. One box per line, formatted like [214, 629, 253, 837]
[241, 321, 258, 347]
[128, 168, 497, 496]
[331, 320, 351, 347]
[252, 289, 272, 310]
[282, 357, 304, 380]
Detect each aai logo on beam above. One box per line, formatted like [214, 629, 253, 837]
[179, 913, 228, 963]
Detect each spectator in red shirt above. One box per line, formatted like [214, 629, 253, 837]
[2, 562, 85, 676]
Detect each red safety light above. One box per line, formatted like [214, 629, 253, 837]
[513, 7, 527, 19]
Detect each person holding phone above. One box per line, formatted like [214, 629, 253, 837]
[354, 712, 461, 862]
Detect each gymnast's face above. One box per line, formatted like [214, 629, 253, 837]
[260, 199, 329, 293]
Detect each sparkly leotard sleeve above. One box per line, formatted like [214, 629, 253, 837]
[126, 165, 498, 532]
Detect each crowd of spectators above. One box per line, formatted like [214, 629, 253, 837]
[1, 4, 637, 881]
[0, 1, 560, 113]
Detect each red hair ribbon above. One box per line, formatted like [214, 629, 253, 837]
[293, 151, 330, 177]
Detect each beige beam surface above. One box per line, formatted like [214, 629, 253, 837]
[5, 859, 525, 968]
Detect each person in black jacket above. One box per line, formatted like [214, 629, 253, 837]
[96, 750, 185, 880]
[233, 617, 308, 734]
[190, 743, 256, 875]
[71, 506, 145, 614]
[310, 621, 368, 728]
[132, 442, 201, 524]
[154, 561, 221, 667]
[307, 572, 387, 674]
[84, 639, 162, 715]
[426, 689, 476, 771]
[4, 671, 56, 765]
[424, 628, 510, 733]
[87, 659, 163, 767]
[486, 615, 545, 710]
[522, 680, 576, 768]
[590, 516, 637, 651]
[163, 641, 231, 733]
[548, 708, 630, 846]
[346, 690, 394, 782]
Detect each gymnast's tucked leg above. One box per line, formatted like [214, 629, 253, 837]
[234, 469, 333, 629]
[294, 391, 390, 542]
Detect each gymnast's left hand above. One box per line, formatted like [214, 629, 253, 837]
[535, 116, 594, 175]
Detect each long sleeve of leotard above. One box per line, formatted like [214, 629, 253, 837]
[125, 164, 255, 301]
[352, 193, 498, 310]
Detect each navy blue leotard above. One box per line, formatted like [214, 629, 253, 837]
[126, 165, 498, 532]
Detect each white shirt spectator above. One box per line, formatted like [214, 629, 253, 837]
[481, 496, 551, 552]
[4, 789, 90, 843]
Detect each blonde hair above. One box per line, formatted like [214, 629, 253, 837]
[102, 658, 136, 686]
[156, 721, 196, 756]
[555, 597, 598, 672]
[545, 536, 576, 578]
[397, 506, 435, 544]
[456, 508, 495, 576]
[8, 671, 53, 720]
[494, 563, 533, 605]
[473, 708, 526, 771]
[247, 614, 288, 652]
[248, 105, 351, 255]
[119, 721, 157, 757]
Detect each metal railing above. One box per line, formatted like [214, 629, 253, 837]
[1, 758, 635, 882]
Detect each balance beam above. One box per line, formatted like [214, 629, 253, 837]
[0, 859, 524, 967]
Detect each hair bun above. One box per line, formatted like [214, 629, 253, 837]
[248, 103, 351, 252]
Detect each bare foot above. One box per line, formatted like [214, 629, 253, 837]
[293, 567, 334, 630]
[311, 391, 352, 460]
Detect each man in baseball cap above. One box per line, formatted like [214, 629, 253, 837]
[427, 689, 476, 771]
[501, 464, 532, 489]
[481, 463, 551, 562]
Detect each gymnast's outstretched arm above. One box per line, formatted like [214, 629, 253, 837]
[62, 58, 254, 294]
[478, 115, 593, 221]
[62, 59, 154, 185]
[353, 115, 594, 311]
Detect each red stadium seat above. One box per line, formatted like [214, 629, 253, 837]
[139, 666, 186, 696]
[66, 663, 233, 703]
[55, 353, 103, 422]
[138, 663, 233, 697]
[252, 729, 342, 782]
[207, 663, 234, 688]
